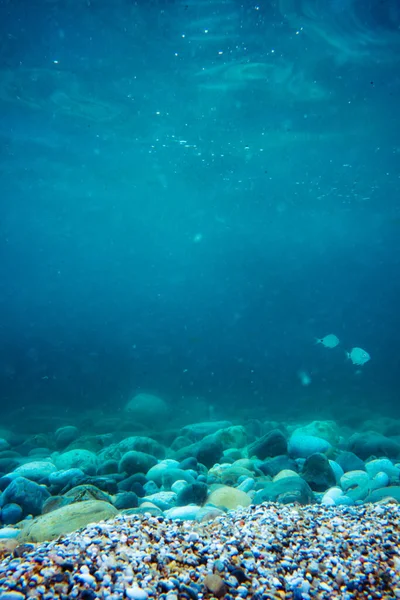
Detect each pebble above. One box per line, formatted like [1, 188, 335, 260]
[0, 503, 398, 598]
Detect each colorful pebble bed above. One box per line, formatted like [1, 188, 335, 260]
[0, 503, 399, 600]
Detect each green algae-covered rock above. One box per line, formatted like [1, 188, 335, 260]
[19, 499, 118, 543]
[207, 486, 252, 510]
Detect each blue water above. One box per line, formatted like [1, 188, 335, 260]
[0, 0, 399, 430]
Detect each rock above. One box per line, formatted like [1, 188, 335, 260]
[81, 476, 118, 495]
[171, 480, 188, 495]
[196, 507, 225, 522]
[117, 476, 146, 497]
[0, 527, 20, 539]
[301, 453, 336, 492]
[214, 426, 247, 449]
[182, 421, 232, 439]
[143, 481, 159, 496]
[9, 461, 57, 482]
[176, 482, 208, 506]
[0, 458, 20, 473]
[370, 472, 390, 489]
[53, 449, 98, 475]
[0, 591, 26, 600]
[273, 469, 299, 481]
[146, 461, 180, 486]
[160, 468, 195, 489]
[321, 487, 345, 506]
[164, 505, 204, 520]
[335, 451, 366, 473]
[365, 458, 400, 480]
[259, 456, 298, 477]
[0, 438, 10, 452]
[203, 574, 227, 598]
[365, 486, 400, 503]
[329, 460, 344, 484]
[247, 429, 287, 460]
[119, 451, 157, 476]
[1, 503, 23, 525]
[207, 486, 251, 510]
[124, 393, 169, 427]
[62, 483, 112, 504]
[98, 460, 119, 475]
[237, 477, 255, 494]
[254, 476, 314, 505]
[114, 492, 139, 510]
[118, 436, 166, 459]
[1, 477, 50, 517]
[222, 448, 243, 462]
[291, 421, 340, 446]
[42, 496, 72, 514]
[178, 457, 198, 471]
[143, 492, 177, 511]
[340, 470, 370, 502]
[125, 503, 162, 517]
[288, 434, 331, 458]
[126, 585, 148, 600]
[348, 432, 400, 461]
[28, 448, 51, 458]
[197, 438, 223, 468]
[219, 466, 254, 486]
[18, 500, 118, 543]
[174, 437, 223, 468]
[48, 468, 85, 490]
[54, 426, 79, 449]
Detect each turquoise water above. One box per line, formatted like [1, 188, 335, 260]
[0, 0, 400, 432]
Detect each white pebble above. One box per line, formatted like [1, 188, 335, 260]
[126, 586, 148, 600]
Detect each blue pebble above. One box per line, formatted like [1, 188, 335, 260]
[1, 503, 23, 525]
[143, 481, 159, 495]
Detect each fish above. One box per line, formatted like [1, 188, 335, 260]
[315, 334, 340, 348]
[346, 347, 371, 366]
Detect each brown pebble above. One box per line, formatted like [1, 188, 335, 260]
[203, 573, 228, 598]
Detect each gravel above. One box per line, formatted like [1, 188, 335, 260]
[0, 502, 399, 599]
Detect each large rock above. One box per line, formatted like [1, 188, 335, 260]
[181, 421, 232, 440]
[348, 432, 400, 461]
[18, 500, 118, 543]
[1, 477, 50, 517]
[254, 475, 314, 505]
[9, 461, 57, 482]
[300, 453, 336, 492]
[54, 426, 79, 449]
[119, 451, 157, 476]
[213, 426, 247, 450]
[247, 429, 287, 460]
[124, 393, 169, 426]
[207, 486, 251, 510]
[335, 451, 366, 473]
[118, 436, 165, 459]
[174, 435, 223, 468]
[53, 449, 98, 475]
[176, 482, 208, 506]
[288, 434, 331, 458]
[291, 421, 340, 446]
[259, 456, 298, 477]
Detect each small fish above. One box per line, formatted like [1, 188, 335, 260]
[297, 370, 312, 386]
[346, 347, 371, 366]
[315, 334, 340, 348]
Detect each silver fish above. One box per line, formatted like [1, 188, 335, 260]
[346, 347, 371, 366]
[316, 334, 340, 348]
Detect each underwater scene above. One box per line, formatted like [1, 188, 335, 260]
[0, 0, 400, 597]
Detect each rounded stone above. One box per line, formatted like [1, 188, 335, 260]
[119, 451, 157, 476]
[207, 486, 251, 510]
